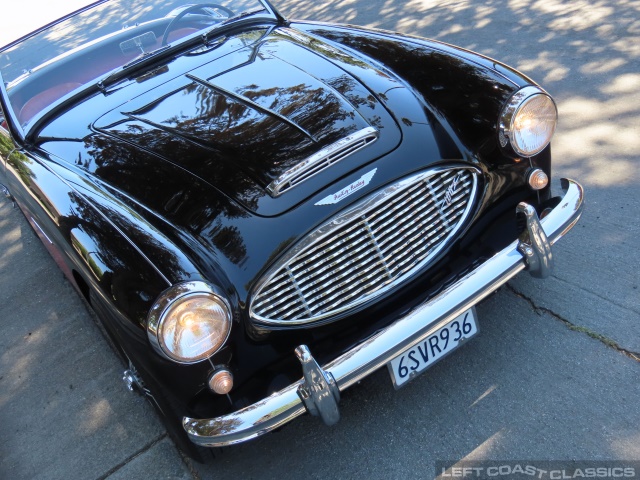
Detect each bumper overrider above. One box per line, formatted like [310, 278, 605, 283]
[183, 179, 584, 447]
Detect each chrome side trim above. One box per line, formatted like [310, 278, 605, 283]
[30, 217, 53, 244]
[183, 179, 584, 447]
[266, 127, 379, 196]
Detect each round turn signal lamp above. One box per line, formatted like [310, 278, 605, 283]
[527, 169, 549, 190]
[209, 369, 234, 395]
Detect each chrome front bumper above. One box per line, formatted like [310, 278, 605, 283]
[183, 179, 584, 447]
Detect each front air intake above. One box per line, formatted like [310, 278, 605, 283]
[251, 165, 479, 326]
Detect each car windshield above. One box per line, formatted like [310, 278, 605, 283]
[0, 0, 270, 128]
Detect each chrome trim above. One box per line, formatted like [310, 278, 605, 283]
[183, 178, 584, 447]
[30, 217, 53, 244]
[146, 281, 232, 365]
[295, 345, 341, 426]
[267, 127, 379, 196]
[498, 86, 557, 157]
[123, 369, 146, 394]
[517, 202, 553, 278]
[252, 166, 480, 326]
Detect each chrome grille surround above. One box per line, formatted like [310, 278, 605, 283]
[266, 127, 379, 197]
[251, 165, 480, 326]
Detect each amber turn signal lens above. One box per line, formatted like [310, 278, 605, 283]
[209, 369, 234, 395]
[527, 169, 549, 190]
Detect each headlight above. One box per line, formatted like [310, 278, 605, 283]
[147, 281, 232, 364]
[499, 86, 557, 157]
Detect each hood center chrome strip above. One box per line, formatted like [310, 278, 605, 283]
[266, 126, 379, 197]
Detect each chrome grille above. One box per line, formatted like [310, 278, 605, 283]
[251, 166, 479, 326]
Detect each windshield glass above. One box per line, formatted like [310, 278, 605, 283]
[0, 0, 269, 127]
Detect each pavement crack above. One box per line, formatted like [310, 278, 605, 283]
[174, 446, 203, 480]
[506, 283, 640, 363]
[96, 432, 169, 480]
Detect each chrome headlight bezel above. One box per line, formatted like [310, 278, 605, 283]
[147, 281, 232, 365]
[498, 86, 558, 157]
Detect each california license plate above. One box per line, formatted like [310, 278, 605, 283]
[388, 308, 478, 388]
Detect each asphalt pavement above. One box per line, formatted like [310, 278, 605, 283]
[1, 1, 638, 479]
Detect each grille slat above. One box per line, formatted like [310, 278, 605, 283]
[289, 224, 372, 279]
[254, 271, 292, 298]
[304, 262, 387, 313]
[364, 182, 426, 226]
[308, 267, 391, 313]
[300, 235, 391, 292]
[371, 194, 466, 256]
[252, 284, 301, 314]
[251, 167, 478, 325]
[294, 236, 387, 295]
[297, 251, 385, 297]
[370, 196, 444, 248]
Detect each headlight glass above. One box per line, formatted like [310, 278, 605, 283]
[500, 87, 557, 157]
[147, 282, 232, 364]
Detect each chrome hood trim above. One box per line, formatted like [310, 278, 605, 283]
[266, 127, 379, 197]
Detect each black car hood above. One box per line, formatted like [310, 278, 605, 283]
[91, 27, 402, 216]
[38, 23, 526, 294]
[38, 23, 524, 223]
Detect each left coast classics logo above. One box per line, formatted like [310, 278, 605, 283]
[315, 169, 377, 206]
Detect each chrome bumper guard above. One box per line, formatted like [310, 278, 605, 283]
[183, 179, 584, 447]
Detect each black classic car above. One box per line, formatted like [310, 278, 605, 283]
[0, 0, 583, 460]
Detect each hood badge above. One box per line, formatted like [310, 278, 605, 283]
[315, 169, 377, 206]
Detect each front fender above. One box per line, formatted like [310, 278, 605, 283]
[293, 22, 532, 162]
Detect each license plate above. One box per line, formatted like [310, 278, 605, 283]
[388, 308, 478, 388]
